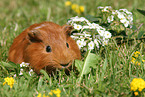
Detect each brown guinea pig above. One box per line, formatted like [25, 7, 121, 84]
[8, 22, 81, 74]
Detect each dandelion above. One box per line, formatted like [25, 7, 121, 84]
[131, 51, 145, 66]
[79, 6, 85, 12]
[37, 93, 49, 97]
[71, 4, 78, 10]
[134, 92, 139, 96]
[65, 1, 72, 6]
[130, 78, 145, 92]
[3, 77, 15, 88]
[37, 93, 41, 97]
[49, 89, 61, 97]
[71, 4, 80, 14]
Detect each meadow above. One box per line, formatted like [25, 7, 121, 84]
[0, 0, 145, 97]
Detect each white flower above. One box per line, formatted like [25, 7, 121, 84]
[76, 39, 86, 49]
[107, 15, 114, 23]
[102, 6, 112, 12]
[88, 41, 94, 50]
[120, 17, 127, 24]
[69, 16, 89, 23]
[83, 25, 90, 29]
[119, 9, 132, 15]
[127, 15, 133, 22]
[117, 13, 126, 19]
[97, 29, 105, 37]
[19, 69, 23, 75]
[97, 6, 104, 9]
[102, 39, 109, 46]
[71, 35, 79, 39]
[20, 62, 29, 67]
[123, 20, 130, 27]
[14, 74, 16, 77]
[94, 39, 99, 48]
[74, 23, 82, 30]
[89, 23, 100, 29]
[104, 31, 112, 38]
[83, 31, 91, 37]
[29, 69, 34, 76]
[112, 11, 116, 15]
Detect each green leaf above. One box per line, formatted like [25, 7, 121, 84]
[0, 61, 17, 68]
[85, 15, 99, 23]
[40, 70, 50, 81]
[137, 9, 145, 16]
[100, 58, 108, 81]
[138, 31, 145, 39]
[75, 60, 83, 72]
[37, 76, 44, 91]
[79, 51, 99, 82]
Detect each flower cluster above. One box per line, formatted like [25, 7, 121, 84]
[37, 89, 61, 97]
[131, 51, 145, 66]
[19, 62, 34, 76]
[97, 6, 133, 33]
[49, 89, 61, 97]
[130, 78, 145, 96]
[37, 93, 49, 97]
[67, 16, 112, 51]
[65, 1, 85, 14]
[3, 77, 15, 88]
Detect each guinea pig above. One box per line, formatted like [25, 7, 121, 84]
[8, 22, 81, 74]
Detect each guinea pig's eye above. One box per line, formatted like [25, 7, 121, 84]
[66, 43, 69, 48]
[46, 46, 51, 52]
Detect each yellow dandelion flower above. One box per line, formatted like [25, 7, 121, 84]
[131, 57, 135, 64]
[3, 77, 15, 88]
[71, 4, 78, 10]
[48, 91, 53, 96]
[65, 1, 72, 6]
[130, 78, 145, 92]
[49, 89, 61, 97]
[75, 8, 81, 14]
[134, 92, 139, 96]
[37, 93, 49, 97]
[134, 51, 140, 55]
[142, 59, 145, 62]
[79, 6, 85, 12]
[37, 93, 41, 97]
[133, 51, 141, 58]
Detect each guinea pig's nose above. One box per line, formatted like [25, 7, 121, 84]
[60, 63, 69, 67]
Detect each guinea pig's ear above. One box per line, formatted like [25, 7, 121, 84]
[62, 25, 74, 36]
[27, 29, 42, 43]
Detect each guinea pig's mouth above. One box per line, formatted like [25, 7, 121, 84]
[61, 61, 72, 68]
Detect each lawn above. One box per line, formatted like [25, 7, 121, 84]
[0, 0, 145, 97]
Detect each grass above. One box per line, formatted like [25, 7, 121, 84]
[0, 0, 145, 97]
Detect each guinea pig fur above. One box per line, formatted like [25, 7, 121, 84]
[8, 22, 81, 74]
